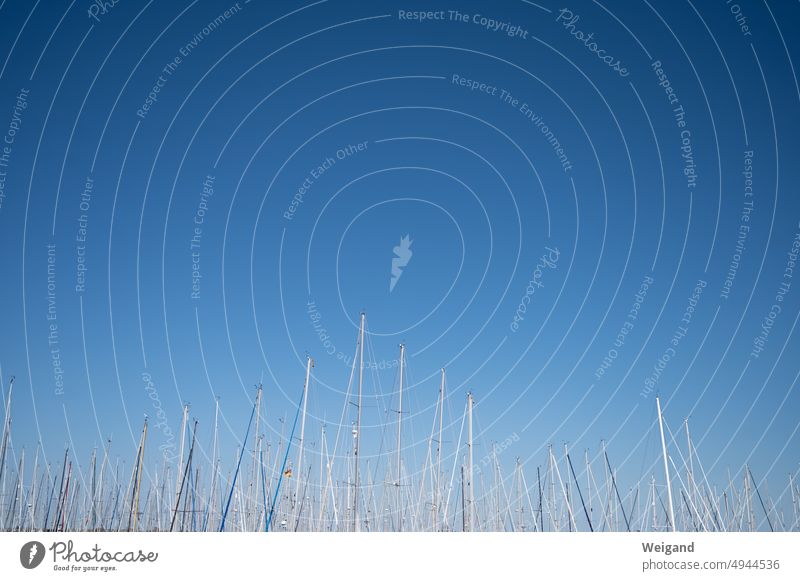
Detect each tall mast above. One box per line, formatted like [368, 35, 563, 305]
[493, 443, 501, 531]
[466, 392, 474, 532]
[564, 443, 572, 531]
[651, 476, 657, 531]
[685, 418, 696, 518]
[293, 355, 313, 530]
[249, 385, 262, 529]
[395, 343, 405, 531]
[0, 377, 14, 493]
[548, 445, 557, 531]
[434, 368, 445, 531]
[744, 466, 755, 532]
[205, 398, 220, 531]
[96, 438, 111, 531]
[29, 445, 40, 531]
[175, 404, 189, 504]
[537, 465, 544, 532]
[460, 464, 466, 531]
[514, 458, 523, 532]
[170, 419, 197, 532]
[585, 449, 592, 530]
[656, 396, 676, 531]
[131, 418, 148, 531]
[89, 448, 97, 530]
[791, 473, 798, 532]
[353, 312, 365, 532]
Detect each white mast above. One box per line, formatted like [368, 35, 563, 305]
[249, 384, 262, 529]
[29, 444, 40, 531]
[435, 368, 445, 531]
[208, 397, 220, 531]
[354, 312, 365, 531]
[656, 396, 676, 531]
[0, 377, 13, 495]
[685, 418, 696, 520]
[549, 444, 557, 531]
[396, 343, 405, 531]
[466, 392, 474, 532]
[493, 443, 501, 531]
[293, 355, 313, 530]
[651, 475, 657, 531]
[175, 403, 189, 501]
[791, 473, 798, 531]
[744, 467, 755, 532]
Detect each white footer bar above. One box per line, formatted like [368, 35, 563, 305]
[1, 532, 797, 580]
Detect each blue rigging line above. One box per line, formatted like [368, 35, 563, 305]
[265, 389, 304, 532]
[218, 401, 256, 532]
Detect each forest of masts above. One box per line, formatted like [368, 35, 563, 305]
[0, 314, 797, 532]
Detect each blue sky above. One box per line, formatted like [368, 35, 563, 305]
[0, 0, 799, 509]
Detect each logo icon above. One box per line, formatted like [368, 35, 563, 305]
[390, 235, 413, 292]
[20, 541, 45, 569]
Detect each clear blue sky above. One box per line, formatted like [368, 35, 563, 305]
[0, 0, 798, 510]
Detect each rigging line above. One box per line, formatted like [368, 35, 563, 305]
[749, 466, 775, 532]
[364, 327, 392, 486]
[604, 449, 631, 531]
[170, 420, 197, 532]
[326, 328, 359, 489]
[664, 421, 712, 529]
[567, 452, 594, 532]
[265, 386, 304, 532]
[219, 400, 256, 532]
[443, 398, 468, 524]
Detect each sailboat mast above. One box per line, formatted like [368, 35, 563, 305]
[249, 385, 262, 529]
[685, 418, 697, 517]
[435, 368, 445, 531]
[293, 355, 313, 530]
[132, 419, 148, 531]
[396, 343, 405, 531]
[354, 312, 365, 532]
[0, 377, 14, 492]
[175, 404, 189, 507]
[466, 392, 474, 532]
[656, 396, 676, 531]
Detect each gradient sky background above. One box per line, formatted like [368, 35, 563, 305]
[0, 0, 799, 521]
